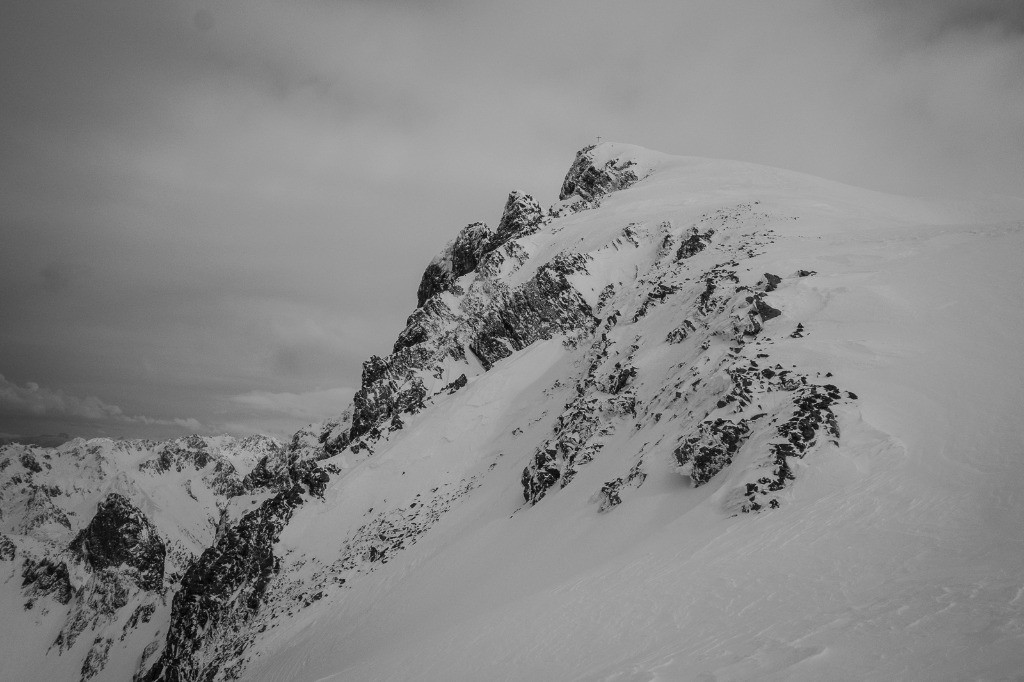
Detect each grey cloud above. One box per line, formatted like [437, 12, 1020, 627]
[870, 0, 1024, 37]
[0, 373, 202, 431]
[39, 263, 72, 293]
[2, 0, 1022, 442]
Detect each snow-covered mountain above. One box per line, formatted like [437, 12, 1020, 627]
[3, 143, 1024, 681]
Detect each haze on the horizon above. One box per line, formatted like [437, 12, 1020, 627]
[1, 0, 1022, 442]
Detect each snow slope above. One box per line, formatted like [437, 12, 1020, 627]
[4, 143, 1024, 681]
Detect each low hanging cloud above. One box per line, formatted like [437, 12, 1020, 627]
[0, 374, 203, 431]
[230, 387, 353, 421]
[214, 386, 353, 440]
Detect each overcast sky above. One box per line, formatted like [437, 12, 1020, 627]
[1, 0, 1022, 442]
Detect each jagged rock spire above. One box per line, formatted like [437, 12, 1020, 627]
[69, 493, 166, 591]
[492, 190, 543, 246]
[558, 143, 643, 208]
[415, 221, 494, 308]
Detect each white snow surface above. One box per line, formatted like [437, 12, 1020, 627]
[3, 144, 1024, 681]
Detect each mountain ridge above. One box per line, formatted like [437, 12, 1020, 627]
[3, 143, 1024, 681]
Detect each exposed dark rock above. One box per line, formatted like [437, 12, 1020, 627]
[674, 419, 752, 485]
[521, 340, 633, 505]
[491, 191, 543, 248]
[415, 222, 493, 307]
[0, 534, 15, 561]
[739, 384, 843, 512]
[633, 283, 679, 322]
[675, 227, 714, 261]
[121, 602, 157, 641]
[442, 374, 468, 394]
[469, 265, 597, 370]
[763, 272, 782, 292]
[596, 461, 647, 512]
[54, 569, 132, 654]
[143, 487, 304, 682]
[22, 556, 74, 605]
[666, 319, 696, 343]
[291, 458, 330, 499]
[604, 363, 637, 395]
[20, 451, 43, 473]
[349, 349, 429, 443]
[243, 452, 330, 499]
[754, 298, 782, 321]
[70, 493, 166, 591]
[558, 145, 642, 208]
[81, 636, 114, 681]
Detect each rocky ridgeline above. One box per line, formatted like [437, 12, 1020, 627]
[139, 447, 331, 681]
[312, 146, 647, 464]
[555, 143, 646, 213]
[123, 145, 663, 679]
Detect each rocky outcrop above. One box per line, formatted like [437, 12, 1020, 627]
[416, 222, 494, 307]
[674, 419, 752, 485]
[349, 351, 429, 444]
[469, 263, 597, 369]
[242, 450, 330, 498]
[22, 556, 74, 605]
[0, 533, 15, 561]
[558, 145, 643, 209]
[675, 227, 715, 261]
[142, 487, 304, 682]
[70, 493, 166, 591]
[141, 435, 214, 474]
[596, 461, 647, 512]
[492, 191, 543, 247]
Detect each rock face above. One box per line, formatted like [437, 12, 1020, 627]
[142, 452, 330, 681]
[416, 221, 493, 307]
[70, 493, 166, 591]
[558, 144, 644, 208]
[492, 190, 544, 246]
[142, 488, 302, 682]
[414, 191, 545, 310]
[21, 556, 74, 605]
[468, 261, 597, 369]
[674, 419, 752, 485]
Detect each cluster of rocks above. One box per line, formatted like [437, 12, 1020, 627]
[521, 331, 639, 505]
[596, 461, 648, 512]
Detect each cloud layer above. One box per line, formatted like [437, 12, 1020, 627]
[2, 0, 1021, 441]
[0, 374, 203, 438]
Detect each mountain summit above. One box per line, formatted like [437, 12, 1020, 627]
[3, 144, 1024, 681]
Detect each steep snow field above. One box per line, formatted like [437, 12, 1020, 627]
[2, 144, 1023, 681]
[240, 147, 1024, 681]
